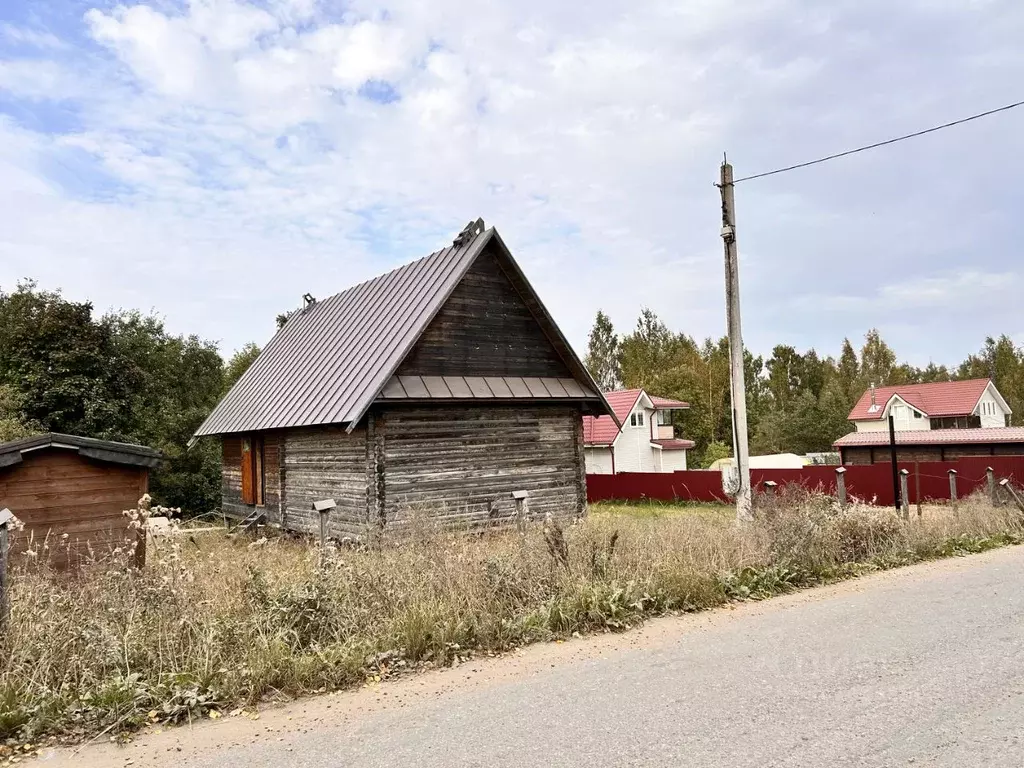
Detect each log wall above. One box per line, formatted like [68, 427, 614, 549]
[380, 405, 584, 528]
[282, 426, 368, 538]
[221, 433, 282, 523]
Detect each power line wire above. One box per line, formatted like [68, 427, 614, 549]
[730, 99, 1024, 184]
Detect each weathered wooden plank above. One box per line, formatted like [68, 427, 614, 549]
[282, 427, 369, 536]
[373, 413, 386, 528]
[395, 247, 572, 379]
[381, 405, 581, 529]
[0, 449, 148, 563]
[572, 410, 587, 517]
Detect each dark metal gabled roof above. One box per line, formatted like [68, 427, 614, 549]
[194, 222, 615, 438]
[0, 433, 162, 470]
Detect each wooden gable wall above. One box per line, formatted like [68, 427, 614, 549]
[397, 244, 572, 379]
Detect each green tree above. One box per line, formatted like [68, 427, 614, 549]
[0, 282, 226, 515]
[100, 311, 226, 514]
[958, 335, 1024, 420]
[224, 343, 262, 393]
[919, 362, 952, 383]
[836, 339, 859, 402]
[583, 311, 621, 391]
[699, 440, 731, 468]
[0, 384, 36, 442]
[0, 281, 141, 438]
[859, 329, 897, 388]
[619, 308, 675, 390]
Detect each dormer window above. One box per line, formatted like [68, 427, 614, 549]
[629, 412, 645, 427]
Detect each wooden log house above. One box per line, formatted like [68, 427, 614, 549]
[0, 433, 161, 564]
[193, 220, 616, 537]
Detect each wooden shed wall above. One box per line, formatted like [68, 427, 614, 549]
[221, 434, 283, 522]
[379, 405, 585, 528]
[397, 246, 572, 379]
[0, 449, 147, 562]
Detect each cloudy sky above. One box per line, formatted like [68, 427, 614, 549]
[1, 0, 1022, 367]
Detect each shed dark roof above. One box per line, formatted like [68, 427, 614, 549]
[0, 434, 162, 470]
[195, 221, 614, 437]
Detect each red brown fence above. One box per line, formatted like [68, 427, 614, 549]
[586, 456, 1024, 506]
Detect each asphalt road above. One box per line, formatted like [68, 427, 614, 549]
[53, 545, 1024, 767]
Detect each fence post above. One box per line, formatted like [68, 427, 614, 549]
[948, 469, 958, 515]
[313, 499, 336, 568]
[915, 462, 922, 518]
[0, 509, 12, 636]
[511, 490, 530, 532]
[899, 469, 910, 520]
[999, 478, 1024, 514]
[988, 467, 996, 506]
[134, 522, 147, 569]
[835, 467, 847, 509]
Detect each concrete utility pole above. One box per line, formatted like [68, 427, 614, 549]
[719, 160, 753, 523]
[888, 414, 900, 513]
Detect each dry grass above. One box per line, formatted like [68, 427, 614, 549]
[0, 490, 1021, 745]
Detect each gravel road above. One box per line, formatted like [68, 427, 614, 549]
[46, 544, 1024, 767]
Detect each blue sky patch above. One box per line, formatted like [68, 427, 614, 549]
[38, 144, 132, 202]
[358, 80, 400, 104]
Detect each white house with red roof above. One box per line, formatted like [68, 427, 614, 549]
[848, 378, 1010, 433]
[834, 378, 1022, 465]
[583, 388, 694, 474]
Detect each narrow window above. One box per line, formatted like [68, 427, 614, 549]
[637, 412, 645, 426]
[630, 414, 637, 427]
[240, 435, 265, 506]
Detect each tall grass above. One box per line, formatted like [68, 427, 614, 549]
[1, 491, 1020, 743]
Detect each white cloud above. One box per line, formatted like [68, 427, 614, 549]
[0, 59, 82, 100]
[1, 0, 1024, 364]
[86, 6, 215, 99]
[0, 23, 65, 49]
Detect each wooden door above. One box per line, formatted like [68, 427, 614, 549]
[241, 437, 254, 504]
[252, 435, 264, 506]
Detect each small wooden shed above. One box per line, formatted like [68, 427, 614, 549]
[0, 434, 161, 563]
[193, 219, 616, 537]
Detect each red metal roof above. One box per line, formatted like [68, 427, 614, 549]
[847, 379, 992, 421]
[651, 438, 695, 450]
[834, 427, 1024, 447]
[582, 389, 642, 445]
[582, 389, 691, 446]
